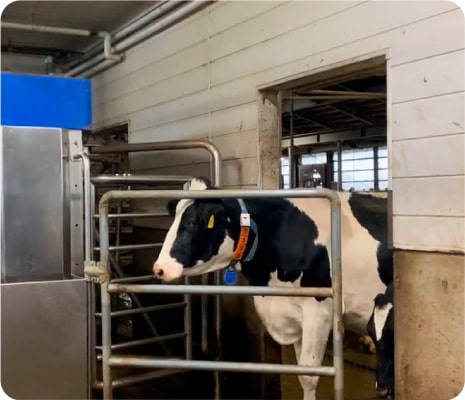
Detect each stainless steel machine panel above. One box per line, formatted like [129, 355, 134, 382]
[1, 126, 84, 282]
[1, 279, 88, 399]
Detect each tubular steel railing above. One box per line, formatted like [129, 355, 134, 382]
[94, 188, 344, 400]
[79, 139, 223, 392]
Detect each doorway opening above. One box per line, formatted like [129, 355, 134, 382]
[279, 62, 387, 191]
[257, 54, 388, 193]
[256, 54, 390, 399]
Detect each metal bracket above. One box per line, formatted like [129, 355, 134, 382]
[84, 261, 108, 284]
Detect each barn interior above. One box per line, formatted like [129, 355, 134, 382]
[1, 2, 388, 400]
[279, 65, 387, 193]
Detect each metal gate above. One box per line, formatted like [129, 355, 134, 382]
[74, 139, 224, 393]
[92, 187, 344, 400]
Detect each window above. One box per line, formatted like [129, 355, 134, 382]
[333, 146, 388, 191]
[280, 157, 290, 189]
[301, 153, 327, 165]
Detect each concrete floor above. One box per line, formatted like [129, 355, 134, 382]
[282, 332, 379, 400]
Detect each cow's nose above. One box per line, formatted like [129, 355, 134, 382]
[153, 264, 164, 279]
[376, 386, 391, 399]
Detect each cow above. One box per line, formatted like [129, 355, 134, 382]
[152, 177, 393, 400]
[367, 283, 395, 399]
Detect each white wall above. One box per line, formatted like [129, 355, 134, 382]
[92, 1, 464, 251]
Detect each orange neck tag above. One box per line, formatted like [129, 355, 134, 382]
[232, 226, 250, 261]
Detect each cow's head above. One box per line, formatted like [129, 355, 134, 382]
[152, 177, 235, 281]
[367, 283, 395, 399]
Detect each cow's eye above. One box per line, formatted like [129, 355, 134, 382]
[186, 219, 196, 229]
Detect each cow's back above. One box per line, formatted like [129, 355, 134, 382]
[289, 191, 389, 334]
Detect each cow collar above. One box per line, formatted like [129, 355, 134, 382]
[223, 198, 258, 285]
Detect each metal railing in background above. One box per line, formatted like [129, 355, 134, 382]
[95, 188, 344, 400]
[80, 138, 223, 392]
[90, 139, 223, 380]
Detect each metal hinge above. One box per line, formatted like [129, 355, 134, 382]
[84, 261, 108, 284]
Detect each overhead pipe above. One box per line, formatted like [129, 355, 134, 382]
[65, 1, 180, 70]
[66, 1, 208, 78]
[2, 21, 92, 36]
[99, 32, 121, 62]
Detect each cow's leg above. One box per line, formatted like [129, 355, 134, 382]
[359, 334, 376, 354]
[297, 298, 333, 400]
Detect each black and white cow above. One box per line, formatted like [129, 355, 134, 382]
[153, 177, 393, 400]
[367, 283, 395, 399]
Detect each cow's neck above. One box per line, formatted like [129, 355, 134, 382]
[221, 197, 331, 289]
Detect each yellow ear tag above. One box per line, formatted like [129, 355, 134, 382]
[207, 215, 215, 229]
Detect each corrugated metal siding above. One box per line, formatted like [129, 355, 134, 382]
[92, 1, 464, 251]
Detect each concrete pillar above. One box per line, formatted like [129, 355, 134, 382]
[394, 250, 464, 400]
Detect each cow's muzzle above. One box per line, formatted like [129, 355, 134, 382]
[376, 386, 394, 399]
[152, 262, 182, 282]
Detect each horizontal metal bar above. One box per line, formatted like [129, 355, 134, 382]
[91, 174, 192, 185]
[109, 356, 337, 376]
[92, 369, 187, 389]
[95, 302, 187, 317]
[96, 332, 187, 351]
[93, 212, 169, 219]
[94, 243, 162, 251]
[111, 275, 162, 283]
[99, 188, 341, 203]
[108, 284, 333, 298]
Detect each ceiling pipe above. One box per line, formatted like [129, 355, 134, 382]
[65, 1, 180, 70]
[67, 1, 207, 78]
[2, 21, 92, 36]
[99, 32, 121, 62]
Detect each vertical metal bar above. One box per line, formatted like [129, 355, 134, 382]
[99, 206, 113, 399]
[214, 270, 221, 400]
[90, 182, 98, 385]
[74, 152, 97, 392]
[331, 197, 344, 400]
[211, 159, 222, 400]
[288, 99, 296, 188]
[201, 275, 209, 353]
[373, 146, 379, 191]
[115, 201, 122, 264]
[184, 276, 193, 360]
[336, 141, 342, 191]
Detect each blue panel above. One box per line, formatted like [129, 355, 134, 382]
[1, 72, 92, 129]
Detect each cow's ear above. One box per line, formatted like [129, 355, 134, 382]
[198, 200, 225, 227]
[167, 199, 180, 217]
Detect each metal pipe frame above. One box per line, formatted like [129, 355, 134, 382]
[96, 332, 187, 351]
[93, 212, 169, 219]
[109, 356, 337, 376]
[104, 238, 172, 358]
[93, 243, 162, 252]
[92, 369, 186, 390]
[72, 152, 97, 392]
[109, 284, 333, 298]
[91, 174, 193, 185]
[90, 138, 222, 363]
[89, 139, 221, 188]
[94, 301, 186, 318]
[98, 188, 343, 400]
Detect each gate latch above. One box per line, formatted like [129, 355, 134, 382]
[84, 261, 108, 284]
